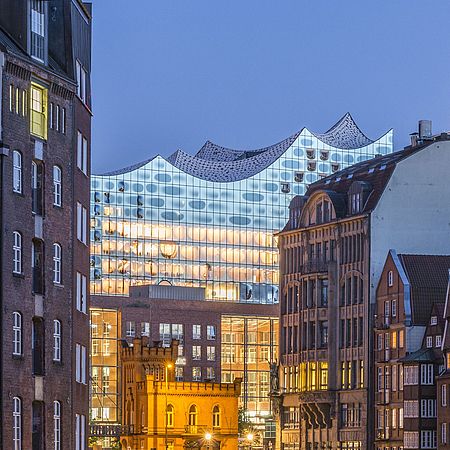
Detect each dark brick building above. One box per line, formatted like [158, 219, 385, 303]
[374, 252, 450, 450]
[0, 1, 91, 448]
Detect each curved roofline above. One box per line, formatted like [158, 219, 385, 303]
[93, 114, 393, 179]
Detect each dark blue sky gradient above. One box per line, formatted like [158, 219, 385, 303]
[91, 1, 450, 173]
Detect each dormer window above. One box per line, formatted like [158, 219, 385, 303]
[320, 151, 329, 161]
[350, 192, 361, 214]
[30, 0, 46, 62]
[431, 316, 438, 326]
[306, 149, 315, 160]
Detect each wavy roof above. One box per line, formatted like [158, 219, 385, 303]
[98, 113, 390, 180]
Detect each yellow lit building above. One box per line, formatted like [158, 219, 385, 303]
[120, 338, 241, 450]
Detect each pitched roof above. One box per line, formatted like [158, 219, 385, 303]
[399, 254, 450, 325]
[400, 348, 439, 363]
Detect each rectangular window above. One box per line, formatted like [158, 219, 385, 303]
[9, 84, 14, 112]
[76, 60, 87, 103]
[420, 430, 437, 449]
[207, 325, 216, 340]
[126, 321, 135, 337]
[193, 324, 201, 340]
[13, 397, 21, 450]
[53, 320, 61, 362]
[192, 367, 201, 381]
[207, 346, 216, 361]
[141, 322, 150, 337]
[13, 231, 22, 274]
[442, 423, 447, 445]
[61, 107, 66, 133]
[13, 312, 22, 356]
[76, 202, 87, 244]
[443, 384, 448, 407]
[76, 131, 88, 175]
[206, 367, 215, 380]
[30, 0, 45, 61]
[426, 336, 433, 348]
[192, 346, 201, 361]
[404, 365, 419, 385]
[30, 83, 47, 139]
[404, 400, 419, 418]
[420, 364, 434, 385]
[436, 335, 442, 348]
[76, 272, 87, 313]
[75, 344, 86, 384]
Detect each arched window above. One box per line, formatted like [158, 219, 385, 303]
[53, 166, 62, 206]
[12, 312, 22, 356]
[212, 405, 221, 428]
[13, 231, 22, 274]
[53, 400, 61, 450]
[188, 405, 198, 426]
[12, 151, 22, 193]
[53, 243, 62, 284]
[13, 396, 21, 450]
[166, 404, 174, 428]
[53, 320, 61, 362]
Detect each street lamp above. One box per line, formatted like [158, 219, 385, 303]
[165, 363, 173, 450]
[204, 432, 213, 450]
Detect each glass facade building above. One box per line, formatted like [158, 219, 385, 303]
[90, 114, 393, 301]
[90, 114, 393, 431]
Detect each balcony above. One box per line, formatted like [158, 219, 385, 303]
[90, 424, 122, 437]
[299, 260, 329, 275]
[184, 425, 208, 435]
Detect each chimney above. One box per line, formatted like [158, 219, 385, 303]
[419, 120, 432, 139]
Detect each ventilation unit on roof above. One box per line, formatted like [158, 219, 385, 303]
[419, 120, 432, 139]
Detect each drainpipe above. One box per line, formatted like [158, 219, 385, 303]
[0, 48, 7, 449]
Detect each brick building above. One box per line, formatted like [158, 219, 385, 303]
[437, 271, 450, 450]
[374, 252, 450, 450]
[0, 1, 91, 448]
[90, 286, 278, 446]
[119, 338, 241, 450]
[275, 130, 450, 450]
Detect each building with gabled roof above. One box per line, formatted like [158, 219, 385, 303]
[276, 130, 450, 450]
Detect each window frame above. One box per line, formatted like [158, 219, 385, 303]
[13, 396, 21, 450]
[53, 243, 62, 284]
[12, 312, 22, 356]
[13, 231, 22, 274]
[53, 320, 61, 362]
[12, 150, 23, 194]
[54, 400, 61, 450]
[53, 166, 62, 207]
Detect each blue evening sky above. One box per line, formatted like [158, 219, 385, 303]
[91, 1, 450, 174]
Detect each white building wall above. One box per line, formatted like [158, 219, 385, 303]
[370, 140, 450, 302]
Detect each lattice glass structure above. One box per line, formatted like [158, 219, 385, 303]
[90, 114, 393, 301]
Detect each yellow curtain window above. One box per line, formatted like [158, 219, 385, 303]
[30, 83, 48, 140]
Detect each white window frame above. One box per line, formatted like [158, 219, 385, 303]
[426, 336, 433, 348]
[192, 345, 201, 361]
[13, 312, 22, 356]
[13, 231, 22, 274]
[12, 150, 22, 193]
[54, 400, 61, 450]
[53, 166, 62, 207]
[193, 324, 201, 340]
[126, 321, 136, 337]
[388, 270, 393, 287]
[76, 202, 87, 244]
[76, 131, 88, 175]
[76, 272, 87, 313]
[436, 335, 442, 348]
[53, 320, 61, 362]
[442, 423, 447, 445]
[207, 325, 216, 340]
[13, 396, 21, 450]
[53, 243, 62, 284]
[421, 364, 434, 385]
[76, 60, 87, 104]
[75, 344, 86, 384]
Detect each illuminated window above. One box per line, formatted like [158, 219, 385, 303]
[207, 346, 216, 361]
[30, 83, 47, 139]
[193, 325, 201, 340]
[166, 404, 174, 428]
[212, 405, 220, 428]
[192, 346, 201, 361]
[319, 362, 328, 390]
[188, 405, 198, 426]
[207, 325, 216, 340]
[192, 367, 201, 381]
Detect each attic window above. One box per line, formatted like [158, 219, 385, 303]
[350, 192, 361, 214]
[431, 316, 438, 326]
[320, 151, 329, 161]
[388, 270, 393, 287]
[331, 164, 340, 173]
[294, 172, 304, 183]
[306, 149, 315, 159]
